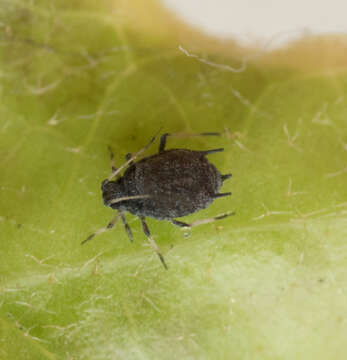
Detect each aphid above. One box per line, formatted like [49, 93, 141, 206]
[82, 132, 233, 269]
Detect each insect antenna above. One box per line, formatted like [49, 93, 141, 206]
[106, 194, 151, 206]
[107, 128, 162, 181]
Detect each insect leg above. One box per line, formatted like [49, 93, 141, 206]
[119, 211, 134, 242]
[171, 211, 235, 228]
[170, 219, 190, 227]
[221, 174, 232, 181]
[201, 148, 224, 155]
[81, 212, 120, 245]
[159, 133, 169, 153]
[213, 192, 232, 198]
[139, 215, 168, 270]
[159, 132, 221, 153]
[107, 146, 117, 172]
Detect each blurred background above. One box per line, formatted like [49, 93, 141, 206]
[163, 0, 347, 48]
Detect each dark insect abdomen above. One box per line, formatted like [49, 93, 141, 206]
[122, 149, 222, 219]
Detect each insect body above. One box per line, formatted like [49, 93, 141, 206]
[83, 132, 233, 269]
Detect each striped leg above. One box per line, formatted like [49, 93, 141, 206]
[159, 132, 221, 153]
[139, 216, 168, 270]
[81, 212, 120, 245]
[170, 211, 235, 229]
[119, 211, 134, 242]
[107, 146, 117, 172]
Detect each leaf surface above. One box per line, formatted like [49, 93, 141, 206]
[1, 1, 347, 359]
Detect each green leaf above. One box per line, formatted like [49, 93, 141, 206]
[1, 0, 347, 359]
